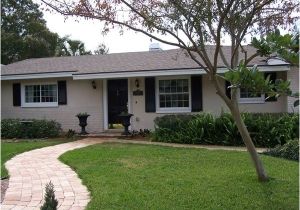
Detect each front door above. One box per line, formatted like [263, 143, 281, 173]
[107, 79, 128, 127]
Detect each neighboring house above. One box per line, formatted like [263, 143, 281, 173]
[1, 45, 299, 133]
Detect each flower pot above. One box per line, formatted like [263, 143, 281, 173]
[118, 113, 133, 135]
[77, 115, 90, 135]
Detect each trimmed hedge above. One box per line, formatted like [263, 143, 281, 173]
[1, 119, 61, 139]
[152, 113, 299, 148]
[263, 139, 299, 161]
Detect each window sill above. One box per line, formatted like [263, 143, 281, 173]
[238, 100, 265, 104]
[156, 109, 191, 114]
[21, 103, 58, 108]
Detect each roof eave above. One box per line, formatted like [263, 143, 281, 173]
[1, 65, 290, 81]
[1, 71, 75, 81]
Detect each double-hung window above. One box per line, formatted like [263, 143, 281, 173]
[22, 83, 58, 107]
[156, 77, 191, 112]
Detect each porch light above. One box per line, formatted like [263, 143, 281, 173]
[135, 79, 140, 88]
[91, 80, 97, 89]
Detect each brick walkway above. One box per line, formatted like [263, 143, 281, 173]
[1, 139, 104, 210]
[1, 138, 266, 210]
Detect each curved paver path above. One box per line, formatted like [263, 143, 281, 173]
[2, 138, 266, 210]
[1, 139, 104, 210]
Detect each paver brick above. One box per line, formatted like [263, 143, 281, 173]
[2, 139, 103, 209]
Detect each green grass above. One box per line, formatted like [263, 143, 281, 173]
[60, 143, 299, 210]
[1, 138, 75, 178]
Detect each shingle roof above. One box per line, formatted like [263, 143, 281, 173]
[1, 45, 267, 76]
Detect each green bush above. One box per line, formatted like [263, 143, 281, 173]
[40, 181, 58, 210]
[263, 139, 299, 161]
[1, 119, 61, 139]
[152, 113, 299, 148]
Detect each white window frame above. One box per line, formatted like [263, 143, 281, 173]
[238, 89, 265, 104]
[155, 76, 191, 113]
[21, 82, 58, 107]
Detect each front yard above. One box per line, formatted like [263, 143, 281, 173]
[1, 138, 75, 178]
[60, 143, 299, 210]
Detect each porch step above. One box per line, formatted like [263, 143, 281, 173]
[79, 131, 123, 138]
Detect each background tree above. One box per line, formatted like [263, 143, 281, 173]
[41, 0, 299, 181]
[94, 43, 109, 55]
[55, 36, 92, 56]
[1, 0, 59, 64]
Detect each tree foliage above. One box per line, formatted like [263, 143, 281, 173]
[252, 29, 299, 65]
[1, 0, 59, 64]
[39, 0, 300, 181]
[94, 43, 109, 55]
[56, 36, 92, 56]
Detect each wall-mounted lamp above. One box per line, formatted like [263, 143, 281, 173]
[91, 80, 97, 89]
[135, 79, 140, 88]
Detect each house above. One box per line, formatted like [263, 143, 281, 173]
[1, 45, 299, 133]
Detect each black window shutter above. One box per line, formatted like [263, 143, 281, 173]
[191, 75, 202, 112]
[58, 80, 67, 105]
[264, 72, 277, 102]
[13, 83, 21, 106]
[225, 81, 231, 99]
[145, 77, 156, 112]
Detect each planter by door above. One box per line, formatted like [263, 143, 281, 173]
[77, 115, 90, 135]
[118, 113, 133, 135]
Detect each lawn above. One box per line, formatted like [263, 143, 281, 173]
[60, 143, 299, 210]
[1, 138, 75, 178]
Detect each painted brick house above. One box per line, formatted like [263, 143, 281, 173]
[1, 46, 298, 133]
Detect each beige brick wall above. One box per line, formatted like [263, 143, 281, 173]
[1, 78, 103, 133]
[287, 66, 299, 113]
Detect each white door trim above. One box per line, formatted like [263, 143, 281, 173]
[102, 79, 108, 130]
[103, 78, 131, 131]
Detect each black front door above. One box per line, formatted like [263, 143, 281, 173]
[107, 79, 128, 125]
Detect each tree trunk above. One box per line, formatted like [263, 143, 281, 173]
[230, 104, 269, 182]
[212, 75, 268, 182]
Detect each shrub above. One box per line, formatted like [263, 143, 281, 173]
[152, 113, 299, 148]
[1, 119, 61, 139]
[66, 129, 76, 138]
[263, 139, 299, 161]
[40, 181, 58, 210]
[1, 119, 23, 138]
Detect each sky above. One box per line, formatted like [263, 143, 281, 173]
[40, 4, 299, 54]
[42, 11, 177, 53]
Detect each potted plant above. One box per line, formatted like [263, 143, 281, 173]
[118, 111, 133, 135]
[76, 112, 90, 135]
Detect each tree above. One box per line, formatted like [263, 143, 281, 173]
[55, 36, 92, 56]
[252, 29, 299, 66]
[1, 0, 59, 64]
[94, 43, 109, 55]
[41, 0, 299, 181]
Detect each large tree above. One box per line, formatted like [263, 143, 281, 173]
[1, 0, 60, 64]
[41, 0, 299, 181]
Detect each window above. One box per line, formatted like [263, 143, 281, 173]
[22, 83, 58, 107]
[239, 88, 265, 103]
[156, 77, 191, 112]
